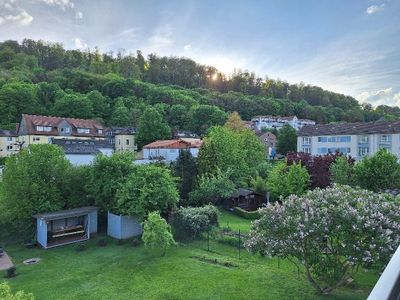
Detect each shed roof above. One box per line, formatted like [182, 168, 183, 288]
[297, 120, 400, 136]
[231, 188, 261, 198]
[33, 207, 98, 220]
[52, 139, 113, 154]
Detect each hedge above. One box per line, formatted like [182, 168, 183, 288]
[232, 207, 260, 220]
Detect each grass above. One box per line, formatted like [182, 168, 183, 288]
[1, 234, 378, 300]
[218, 208, 252, 232]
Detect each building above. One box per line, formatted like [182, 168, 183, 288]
[0, 130, 19, 158]
[17, 114, 106, 148]
[106, 127, 136, 153]
[52, 139, 114, 166]
[223, 188, 265, 211]
[141, 138, 202, 163]
[297, 120, 400, 160]
[251, 115, 315, 131]
[256, 131, 277, 159]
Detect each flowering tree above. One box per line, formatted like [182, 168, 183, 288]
[245, 185, 400, 294]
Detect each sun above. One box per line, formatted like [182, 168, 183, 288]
[211, 73, 218, 81]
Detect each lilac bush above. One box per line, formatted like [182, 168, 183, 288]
[245, 185, 400, 294]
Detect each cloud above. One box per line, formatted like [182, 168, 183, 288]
[146, 24, 174, 52]
[357, 88, 400, 106]
[184, 44, 192, 51]
[75, 11, 83, 19]
[0, 10, 33, 26]
[37, 0, 74, 10]
[366, 4, 385, 15]
[73, 37, 88, 49]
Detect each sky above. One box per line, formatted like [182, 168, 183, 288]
[0, 0, 399, 106]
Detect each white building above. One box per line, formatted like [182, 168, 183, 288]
[297, 121, 400, 160]
[251, 115, 315, 131]
[140, 139, 202, 163]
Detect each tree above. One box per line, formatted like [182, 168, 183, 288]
[87, 152, 135, 213]
[189, 169, 235, 206]
[353, 149, 400, 192]
[267, 162, 310, 199]
[53, 92, 93, 119]
[142, 211, 176, 256]
[86, 90, 110, 121]
[168, 104, 188, 130]
[0, 144, 71, 238]
[110, 99, 131, 126]
[330, 156, 354, 185]
[224, 111, 246, 132]
[0, 282, 34, 300]
[246, 185, 400, 294]
[136, 107, 171, 148]
[276, 124, 296, 155]
[117, 165, 179, 218]
[187, 105, 227, 135]
[172, 150, 197, 202]
[198, 126, 265, 185]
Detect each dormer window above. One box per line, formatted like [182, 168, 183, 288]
[98, 129, 103, 134]
[36, 126, 52, 132]
[77, 128, 90, 134]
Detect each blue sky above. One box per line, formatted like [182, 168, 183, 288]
[0, 0, 399, 106]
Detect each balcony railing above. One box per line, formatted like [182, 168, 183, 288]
[368, 244, 400, 300]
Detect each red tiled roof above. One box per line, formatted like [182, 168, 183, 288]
[19, 114, 106, 137]
[143, 139, 202, 149]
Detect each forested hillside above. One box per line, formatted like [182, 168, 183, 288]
[0, 39, 399, 133]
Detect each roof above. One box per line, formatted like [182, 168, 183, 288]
[298, 120, 400, 136]
[33, 207, 98, 220]
[20, 114, 105, 137]
[231, 188, 262, 198]
[52, 139, 113, 154]
[107, 127, 136, 135]
[256, 131, 276, 139]
[0, 130, 17, 137]
[143, 139, 202, 149]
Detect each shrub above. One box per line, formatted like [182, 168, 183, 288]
[75, 243, 86, 252]
[142, 212, 175, 256]
[173, 205, 220, 239]
[0, 282, 34, 300]
[246, 185, 400, 294]
[232, 207, 260, 220]
[5, 266, 16, 278]
[97, 238, 107, 247]
[330, 156, 354, 185]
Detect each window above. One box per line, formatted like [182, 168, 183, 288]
[358, 147, 369, 157]
[318, 147, 350, 155]
[302, 137, 311, 145]
[302, 147, 311, 153]
[126, 139, 130, 145]
[359, 135, 369, 144]
[36, 126, 52, 132]
[318, 136, 350, 143]
[118, 139, 121, 145]
[380, 135, 391, 143]
[318, 137, 327, 142]
[60, 127, 71, 134]
[98, 129, 103, 134]
[7, 145, 13, 150]
[77, 128, 90, 134]
[33, 137, 40, 141]
[7, 137, 12, 142]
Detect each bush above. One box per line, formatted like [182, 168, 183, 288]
[142, 212, 175, 256]
[0, 282, 34, 299]
[75, 243, 86, 252]
[97, 238, 107, 247]
[232, 207, 260, 220]
[5, 266, 16, 278]
[173, 205, 220, 239]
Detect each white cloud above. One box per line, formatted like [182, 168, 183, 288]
[184, 44, 192, 51]
[73, 37, 88, 49]
[38, 0, 74, 10]
[75, 11, 83, 19]
[357, 88, 400, 106]
[366, 4, 385, 15]
[0, 10, 33, 26]
[146, 24, 174, 52]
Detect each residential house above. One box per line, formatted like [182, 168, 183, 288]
[106, 127, 136, 153]
[297, 120, 400, 160]
[51, 139, 114, 166]
[140, 138, 202, 163]
[251, 115, 315, 131]
[173, 130, 199, 139]
[0, 130, 19, 157]
[17, 114, 106, 148]
[256, 131, 277, 159]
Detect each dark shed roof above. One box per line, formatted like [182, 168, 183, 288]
[231, 188, 261, 198]
[33, 207, 98, 220]
[298, 120, 400, 136]
[52, 139, 113, 154]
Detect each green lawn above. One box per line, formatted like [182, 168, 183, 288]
[1, 235, 377, 300]
[218, 208, 252, 232]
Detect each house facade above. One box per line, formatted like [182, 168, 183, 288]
[106, 127, 136, 153]
[141, 139, 202, 162]
[297, 120, 400, 160]
[256, 131, 277, 158]
[251, 115, 315, 131]
[17, 114, 106, 148]
[0, 130, 19, 158]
